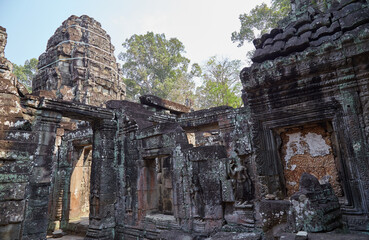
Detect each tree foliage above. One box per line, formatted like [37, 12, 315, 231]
[119, 32, 194, 102]
[195, 56, 242, 109]
[166, 73, 196, 107]
[13, 58, 38, 91]
[231, 0, 291, 47]
[166, 63, 201, 108]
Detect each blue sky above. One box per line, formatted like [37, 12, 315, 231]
[0, 0, 265, 66]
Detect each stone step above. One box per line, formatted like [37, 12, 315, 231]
[64, 217, 89, 236]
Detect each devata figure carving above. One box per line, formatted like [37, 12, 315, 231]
[90, 189, 100, 217]
[227, 159, 252, 205]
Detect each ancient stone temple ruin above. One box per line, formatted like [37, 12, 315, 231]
[1, 0, 369, 239]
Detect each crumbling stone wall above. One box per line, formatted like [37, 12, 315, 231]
[0, 26, 28, 240]
[107, 99, 190, 239]
[0, 19, 123, 239]
[241, 0, 369, 233]
[0, 27, 63, 240]
[33, 15, 125, 107]
[105, 98, 256, 239]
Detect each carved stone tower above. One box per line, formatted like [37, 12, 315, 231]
[33, 15, 125, 107]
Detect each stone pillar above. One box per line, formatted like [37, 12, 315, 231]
[338, 89, 369, 213]
[22, 110, 62, 240]
[86, 118, 117, 239]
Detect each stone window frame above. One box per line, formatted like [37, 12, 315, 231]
[139, 154, 175, 216]
[254, 100, 365, 214]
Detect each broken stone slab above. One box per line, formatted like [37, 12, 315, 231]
[52, 229, 65, 238]
[140, 94, 190, 114]
[265, 194, 277, 200]
[16, 81, 29, 97]
[288, 173, 342, 232]
[224, 208, 255, 227]
[295, 231, 308, 240]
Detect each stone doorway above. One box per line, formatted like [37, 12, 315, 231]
[68, 145, 92, 231]
[277, 122, 343, 197]
[141, 156, 174, 216]
[156, 156, 173, 214]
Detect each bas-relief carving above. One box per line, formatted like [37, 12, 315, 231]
[227, 158, 253, 205]
[190, 174, 205, 219]
[90, 189, 100, 218]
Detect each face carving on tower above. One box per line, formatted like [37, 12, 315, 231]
[33, 15, 126, 107]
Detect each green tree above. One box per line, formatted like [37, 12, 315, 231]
[166, 73, 196, 107]
[231, 0, 291, 47]
[13, 58, 38, 91]
[195, 56, 242, 109]
[119, 32, 193, 101]
[166, 63, 202, 107]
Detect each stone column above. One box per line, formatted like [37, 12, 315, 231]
[22, 110, 62, 240]
[339, 89, 369, 213]
[86, 118, 117, 239]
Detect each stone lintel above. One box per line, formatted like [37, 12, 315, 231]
[22, 96, 114, 121]
[139, 94, 190, 114]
